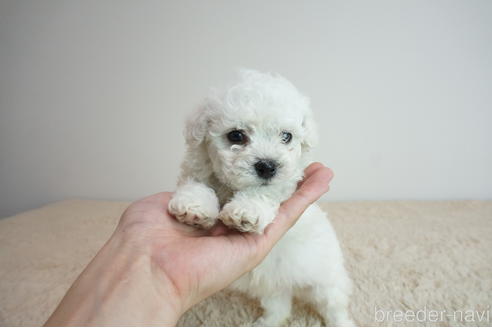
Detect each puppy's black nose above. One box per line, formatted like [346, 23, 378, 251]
[254, 160, 278, 180]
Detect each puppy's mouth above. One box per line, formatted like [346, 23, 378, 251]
[250, 169, 275, 186]
[257, 173, 279, 187]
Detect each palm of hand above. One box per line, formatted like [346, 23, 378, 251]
[118, 192, 265, 308]
[117, 163, 333, 312]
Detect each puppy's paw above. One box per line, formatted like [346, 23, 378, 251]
[219, 198, 277, 233]
[168, 183, 219, 229]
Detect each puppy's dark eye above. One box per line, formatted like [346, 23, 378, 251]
[281, 131, 292, 144]
[227, 130, 247, 145]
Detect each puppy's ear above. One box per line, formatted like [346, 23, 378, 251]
[301, 110, 318, 153]
[185, 105, 210, 147]
[180, 101, 215, 183]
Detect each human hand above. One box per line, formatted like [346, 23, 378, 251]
[45, 162, 333, 326]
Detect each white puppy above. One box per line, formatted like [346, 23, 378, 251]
[169, 70, 354, 326]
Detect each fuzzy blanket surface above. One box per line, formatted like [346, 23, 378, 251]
[0, 199, 491, 326]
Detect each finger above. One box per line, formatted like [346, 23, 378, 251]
[121, 192, 173, 222]
[262, 165, 333, 245]
[148, 192, 173, 207]
[134, 192, 174, 212]
[303, 162, 325, 178]
[296, 162, 326, 189]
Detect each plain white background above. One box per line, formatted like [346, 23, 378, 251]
[1, 0, 491, 218]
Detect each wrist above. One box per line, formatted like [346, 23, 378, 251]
[108, 230, 184, 325]
[46, 229, 182, 326]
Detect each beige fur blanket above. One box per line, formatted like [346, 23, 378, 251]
[0, 200, 491, 326]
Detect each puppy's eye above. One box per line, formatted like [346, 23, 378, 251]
[227, 130, 247, 145]
[281, 131, 292, 144]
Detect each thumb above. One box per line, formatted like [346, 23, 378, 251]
[261, 163, 334, 247]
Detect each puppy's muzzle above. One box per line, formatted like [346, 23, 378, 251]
[254, 159, 278, 180]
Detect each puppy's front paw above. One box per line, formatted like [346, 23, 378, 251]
[168, 183, 219, 229]
[219, 198, 277, 233]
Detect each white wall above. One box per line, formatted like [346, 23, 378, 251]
[1, 0, 491, 218]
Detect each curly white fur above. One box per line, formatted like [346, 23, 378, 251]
[169, 69, 354, 326]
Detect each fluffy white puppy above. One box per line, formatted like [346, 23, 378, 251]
[169, 70, 353, 326]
